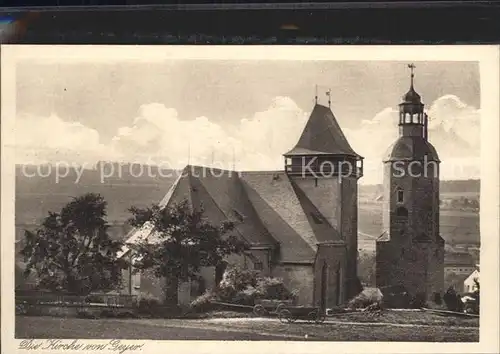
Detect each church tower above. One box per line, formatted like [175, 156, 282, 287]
[376, 64, 445, 303]
[284, 96, 364, 302]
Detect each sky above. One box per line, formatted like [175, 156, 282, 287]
[14, 58, 481, 184]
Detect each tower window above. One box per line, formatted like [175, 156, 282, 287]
[254, 262, 263, 271]
[396, 189, 404, 203]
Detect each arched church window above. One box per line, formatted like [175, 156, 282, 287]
[396, 206, 408, 218]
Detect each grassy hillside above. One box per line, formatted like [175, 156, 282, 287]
[15, 165, 480, 247]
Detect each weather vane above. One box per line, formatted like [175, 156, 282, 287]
[326, 89, 331, 108]
[408, 63, 416, 87]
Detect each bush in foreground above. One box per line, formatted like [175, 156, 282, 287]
[443, 287, 464, 313]
[189, 290, 217, 312]
[132, 292, 163, 316]
[347, 288, 383, 309]
[190, 266, 297, 312]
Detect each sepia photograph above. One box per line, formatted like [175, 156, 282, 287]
[1, 45, 499, 353]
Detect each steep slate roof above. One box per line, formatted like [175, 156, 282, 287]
[284, 104, 362, 158]
[122, 166, 345, 264]
[240, 171, 318, 262]
[187, 166, 275, 247]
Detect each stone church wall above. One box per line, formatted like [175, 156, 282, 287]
[273, 264, 315, 306]
[314, 244, 347, 307]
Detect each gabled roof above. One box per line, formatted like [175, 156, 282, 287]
[289, 179, 343, 243]
[284, 104, 362, 158]
[118, 171, 187, 257]
[120, 166, 277, 258]
[464, 269, 479, 283]
[187, 166, 275, 247]
[240, 171, 318, 263]
[122, 165, 346, 264]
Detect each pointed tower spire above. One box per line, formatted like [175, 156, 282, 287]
[314, 85, 318, 105]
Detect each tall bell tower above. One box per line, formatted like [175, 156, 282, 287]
[376, 64, 445, 303]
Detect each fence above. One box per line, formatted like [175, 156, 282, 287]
[15, 291, 138, 308]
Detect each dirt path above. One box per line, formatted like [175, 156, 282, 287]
[204, 317, 479, 329]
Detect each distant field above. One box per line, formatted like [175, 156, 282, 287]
[357, 205, 479, 245]
[14, 168, 480, 246]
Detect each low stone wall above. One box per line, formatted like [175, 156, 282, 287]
[17, 303, 135, 318]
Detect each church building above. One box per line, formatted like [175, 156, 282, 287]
[376, 65, 445, 302]
[119, 99, 364, 308]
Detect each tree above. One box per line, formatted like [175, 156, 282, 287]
[21, 193, 126, 295]
[127, 200, 248, 305]
[472, 278, 480, 303]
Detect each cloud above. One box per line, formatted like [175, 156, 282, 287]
[15, 94, 480, 184]
[14, 113, 115, 165]
[427, 94, 480, 156]
[110, 96, 308, 170]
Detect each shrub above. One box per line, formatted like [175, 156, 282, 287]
[190, 269, 298, 312]
[379, 285, 411, 308]
[410, 292, 427, 309]
[433, 292, 442, 305]
[85, 294, 106, 304]
[232, 285, 263, 306]
[255, 277, 292, 300]
[220, 266, 258, 290]
[348, 288, 383, 309]
[219, 274, 296, 305]
[217, 266, 259, 302]
[190, 290, 217, 312]
[133, 293, 162, 315]
[18, 304, 43, 316]
[443, 287, 464, 312]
